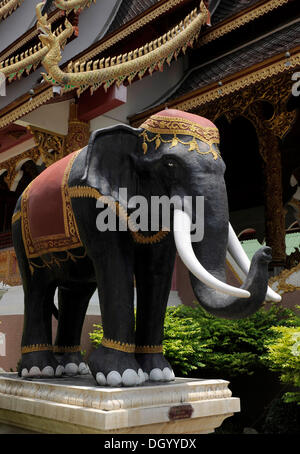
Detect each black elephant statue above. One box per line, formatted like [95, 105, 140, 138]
[12, 109, 281, 386]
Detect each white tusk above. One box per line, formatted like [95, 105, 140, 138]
[173, 210, 250, 298]
[227, 223, 281, 303]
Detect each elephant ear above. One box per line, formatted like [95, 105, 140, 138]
[81, 124, 142, 202]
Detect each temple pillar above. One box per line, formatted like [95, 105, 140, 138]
[65, 103, 90, 155]
[260, 130, 286, 270]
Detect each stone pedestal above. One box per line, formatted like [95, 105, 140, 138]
[0, 373, 240, 434]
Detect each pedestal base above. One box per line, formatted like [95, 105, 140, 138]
[0, 373, 240, 434]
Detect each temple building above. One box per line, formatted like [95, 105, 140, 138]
[0, 0, 299, 371]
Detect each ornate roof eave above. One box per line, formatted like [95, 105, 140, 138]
[36, 1, 209, 96]
[129, 45, 300, 127]
[67, 0, 199, 66]
[0, 9, 62, 67]
[0, 23, 76, 82]
[0, 0, 23, 23]
[0, 1, 208, 129]
[199, 0, 291, 46]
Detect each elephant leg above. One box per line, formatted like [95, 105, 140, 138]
[134, 237, 177, 382]
[87, 233, 144, 387]
[18, 277, 61, 378]
[54, 283, 96, 376]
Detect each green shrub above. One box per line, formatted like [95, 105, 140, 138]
[162, 304, 299, 377]
[263, 325, 300, 405]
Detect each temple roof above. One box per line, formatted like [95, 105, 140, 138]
[151, 20, 300, 106]
[107, 0, 161, 35]
[212, 0, 261, 25]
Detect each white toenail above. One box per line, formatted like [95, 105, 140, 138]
[64, 363, 78, 376]
[138, 368, 145, 384]
[28, 367, 41, 377]
[107, 371, 122, 387]
[41, 366, 54, 377]
[149, 368, 163, 381]
[122, 369, 139, 387]
[96, 372, 106, 386]
[162, 367, 174, 381]
[79, 362, 89, 375]
[21, 368, 29, 378]
[55, 365, 64, 376]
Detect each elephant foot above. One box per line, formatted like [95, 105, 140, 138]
[88, 346, 145, 387]
[55, 351, 90, 376]
[18, 351, 63, 378]
[135, 353, 175, 383]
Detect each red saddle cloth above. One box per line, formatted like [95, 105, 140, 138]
[21, 150, 82, 259]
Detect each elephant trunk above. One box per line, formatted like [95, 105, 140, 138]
[173, 209, 276, 320]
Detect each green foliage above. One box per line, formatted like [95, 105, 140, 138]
[263, 325, 300, 405]
[162, 304, 299, 377]
[89, 323, 104, 347]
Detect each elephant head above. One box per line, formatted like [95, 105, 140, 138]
[82, 108, 281, 320]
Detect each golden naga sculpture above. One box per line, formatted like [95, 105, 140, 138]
[36, 1, 209, 95]
[0, 0, 23, 22]
[55, 0, 96, 12]
[0, 23, 74, 81]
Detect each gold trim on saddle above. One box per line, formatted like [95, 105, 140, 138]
[135, 345, 163, 354]
[69, 185, 170, 244]
[21, 344, 53, 354]
[140, 115, 220, 160]
[102, 337, 135, 353]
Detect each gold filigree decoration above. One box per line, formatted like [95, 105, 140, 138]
[55, 0, 95, 11]
[0, 22, 75, 81]
[28, 125, 66, 167]
[102, 337, 135, 353]
[0, 147, 41, 190]
[21, 344, 53, 354]
[0, 10, 61, 65]
[131, 50, 300, 128]
[68, 185, 170, 244]
[35, 1, 208, 95]
[0, 247, 21, 286]
[135, 345, 163, 354]
[0, 87, 54, 130]
[0, 0, 23, 22]
[140, 115, 220, 159]
[199, 0, 290, 46]
[53, 345, 81, 353]
[28, 249, 86, 274]
[269, 262, 300, 294]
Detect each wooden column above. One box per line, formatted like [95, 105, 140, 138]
[65, 103, 90, 155]
[260, 130, 286, 267]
